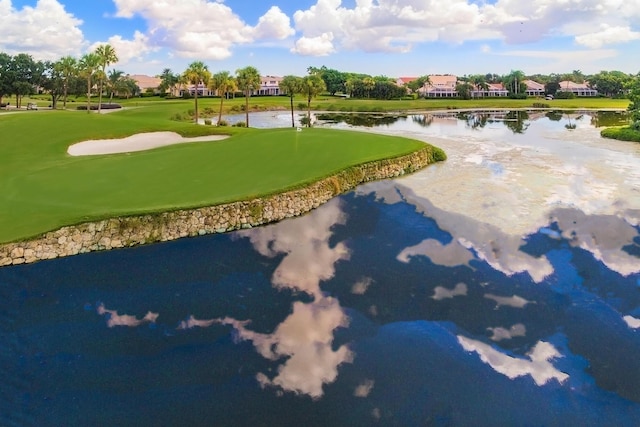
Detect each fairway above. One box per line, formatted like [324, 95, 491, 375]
[0, 109, 429, 243]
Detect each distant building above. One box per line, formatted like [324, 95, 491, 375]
[471, 83, 508, 97]
[558, 81, 598, 97]
[130, 74, 162, 94]
[421, 75, 458, 97]
[258, 76, 283, 95]
[524, 79, 545, 97]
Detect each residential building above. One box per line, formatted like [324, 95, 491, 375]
[258, 76, 283, 95]
[524, 79, 545, 97]
[470, 82, 508, 97]
[130, 74, 162, 94]
[558, 81, 598, 96]
[421, 75, 458, 97]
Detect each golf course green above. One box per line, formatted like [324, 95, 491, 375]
[0, 106, 439, 243]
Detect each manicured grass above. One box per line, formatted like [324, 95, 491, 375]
[0, 109, 427, 243]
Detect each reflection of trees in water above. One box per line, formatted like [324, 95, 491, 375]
[590, 111, 631, 128]
[504, 111, 530, 134]
[316, 113, 406, 127]
[412, 114, 433, 127]
[546, 111, 563, 121]
[457, 112, 491, 130]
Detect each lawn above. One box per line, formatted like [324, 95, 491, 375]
[0, 108, 427, 243]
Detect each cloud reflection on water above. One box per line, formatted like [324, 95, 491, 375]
[230, 198, 354, 398]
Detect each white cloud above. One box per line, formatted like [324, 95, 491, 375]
[290, 0, 640, 56]
[458, 336, 569, 386]
[575, 25, 640, 48]
[291, 33, 335, 56]
[0, 0, 86, 59]
[112, 0, 294, 60]
[89, 31, 156, 65]
[252, 6, 295, 40]
[96, 303, 158, 327]
[397, 238, 474, 267]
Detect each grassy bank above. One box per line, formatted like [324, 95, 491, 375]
[6, 93, 630, 116]
[601, 126, 640, 142]
[0, 109, 431, 243]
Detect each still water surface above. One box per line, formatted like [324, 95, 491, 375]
[2, 111, 640, 426]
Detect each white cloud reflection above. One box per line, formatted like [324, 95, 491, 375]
[484, 293, 534, 309]
[458, 336, 569, 386]
[230, 198, 353, 398]
[96, 303, 158, 327]
[488, 323, 527, 341]
[432, 282, 468, 300]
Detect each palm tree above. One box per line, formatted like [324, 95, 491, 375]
[362, 77, 375, 98]
[78, 53, 100, 113]
[280, 75, 302, 127]
[55, 55, 77, 109]
[235, 66, 261, 127]
[209, 71, 236, 124]
[107, 69, 124, 103]
[94, 44, 118, 112]
[158, 68, 179, 96]
[300, 74, 326, 127]
[183, 61, 211, 123]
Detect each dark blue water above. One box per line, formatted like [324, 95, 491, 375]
[2, 112, 640, 426]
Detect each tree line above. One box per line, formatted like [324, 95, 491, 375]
[0, 46, 140, 111]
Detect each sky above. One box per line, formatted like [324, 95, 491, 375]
[1, 0, 640, 78]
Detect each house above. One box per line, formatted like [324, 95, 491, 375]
[558, 81, 598, 97]
[421, 75, 458, 97]
[396, 76, 418, 88]
[258, 76, 283, 95]
[524, 79, 545, 97]
[130, 74, 162, 94]
[470, 82, 508, 97]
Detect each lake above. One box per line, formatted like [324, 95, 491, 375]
[2, 110, 640, 426]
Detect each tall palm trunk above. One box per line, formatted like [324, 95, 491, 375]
[194, 86, 199, 123]
[290, 95, 295, 128]
[218, 92, 224, 124]
[245, 91, 249, 127]
[86, 77, 91, 113]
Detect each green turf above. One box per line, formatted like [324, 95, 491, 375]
[0, 109, 426, 243]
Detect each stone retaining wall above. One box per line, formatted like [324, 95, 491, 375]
[0, 147, 437, 267]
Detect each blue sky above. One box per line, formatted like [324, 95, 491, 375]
[2, 0, 639, 78]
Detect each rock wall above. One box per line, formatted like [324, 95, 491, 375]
[0, 147, 437, 267]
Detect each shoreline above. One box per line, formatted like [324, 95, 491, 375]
[0, 146, 440, 267]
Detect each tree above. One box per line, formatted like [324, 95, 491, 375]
[407, 75, 431, 95]
[40, 60, 64, 109]
[78, 53, 100, 113]
[469, 74, 489, 98]
[9, 54, 44, 108]
[456, 82, 473, 100]
[235, 66, 261, 127]
[280, 75, 303, 127]
[0, 53, 12, 105]
[94, 44, 118, 112]
[362, 77, 375, 98]
[300, 73, 326, 127]
[56, 55, 77, 109]
[588, 70, 632, 97]
[158, 68, 179, 96]
[503, 70, 526, 96]
[628, 73, 640, 130]
[209, 71, 236, 124]
[183, 61, 211, 123]
[107, 69, 124, 103]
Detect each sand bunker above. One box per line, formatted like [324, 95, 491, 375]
[67, 132, 229, 156]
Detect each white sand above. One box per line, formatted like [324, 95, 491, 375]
[67, 132, 229, 156]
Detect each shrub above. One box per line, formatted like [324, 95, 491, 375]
[532, 102, 550, 108]
[204, 119, 212, 125]
[508, 93, 528, 99]
[297, 102, 307, 110]
[202, 107, 215, 116]
[232, 121, 246, 127]
[555, 91, 576, 99]
[217, 119, 229, 127]
[76, 103, 122, 111]
[601, 126, 640, 142]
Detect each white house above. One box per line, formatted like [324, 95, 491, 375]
[421, 75, 458, 97]
[558, 81, 598, 96]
